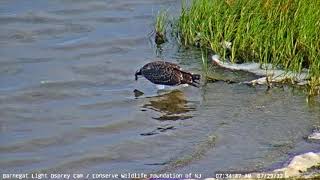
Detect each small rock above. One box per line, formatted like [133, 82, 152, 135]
[308, 132, 320, 140]
[308, 126, 320, 140]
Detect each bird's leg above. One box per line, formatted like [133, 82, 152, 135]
[156, 85, 165, 89]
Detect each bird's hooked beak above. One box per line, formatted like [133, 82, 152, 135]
[135, 70, 141, 81]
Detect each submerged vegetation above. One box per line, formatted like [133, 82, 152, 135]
[154, 9, 169, 45]
[157, 0, 320, 95]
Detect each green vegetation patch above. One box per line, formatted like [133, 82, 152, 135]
[176, 0, 320, 95]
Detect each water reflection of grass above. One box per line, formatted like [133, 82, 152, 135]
[154, 9, 168, 45]
[157, 0, 320, 95]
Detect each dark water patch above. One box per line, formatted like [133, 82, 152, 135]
[155, 134, 216, 174]
[78, 14, 153, 24]
[31, 139, 165, 174]
[0, 90, 74, 103]
[0, 24, 92, 44]
[113, 0, 178, 8]
[145, 162, 168, 166]
[0, 84, 96, 104]
[0, 132, 86, 153]
[0, 57, 53, 66]
[0, 30, 36, 43]
[82, 16, 129, 23]
[80, 120, 142, 135]
[131, 14, 153, 21]
[0, 12, 65, 24]
[51, 1, 130, 15]
[141, 125, 176, 136]
[79, 98, 135, 110]
[140, 131, 159, 136]
[75, 46, 131, 58]
[52, 8, 93, 15]
[152, 115, 193, 121]
[157, 125, 175, 132]
[102, 36, 148, 48]
[54, 36, 147, 51]
[33, 154, 119, 174]
[0, 64, 22, 76]
[70, 65, 136, 86]
[0, 159, 42, 169]
[50, 3, 137, 17]
[34, 23, 92, 36]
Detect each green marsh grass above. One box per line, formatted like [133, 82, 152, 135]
[201, 50, 219, 83]
[201, 50, 208, 76]
[176, 0, 320, 95]
[154, 9, 169, 45]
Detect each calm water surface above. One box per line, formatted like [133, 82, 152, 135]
[1, 0, 320, 177]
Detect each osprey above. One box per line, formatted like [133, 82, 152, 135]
[135, 61, 200, 88]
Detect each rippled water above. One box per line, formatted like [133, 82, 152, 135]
[1, 0, 320, 178]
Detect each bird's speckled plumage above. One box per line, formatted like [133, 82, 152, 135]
[135, 61, 200, 87]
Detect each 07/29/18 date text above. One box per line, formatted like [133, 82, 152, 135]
[214, 171, 285, 179]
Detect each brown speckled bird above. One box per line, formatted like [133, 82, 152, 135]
[135, 61, 200, 88]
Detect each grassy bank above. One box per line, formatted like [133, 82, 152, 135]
[175, 0, 320, 95]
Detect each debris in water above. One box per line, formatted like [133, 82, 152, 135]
[133, 89, 144, 97]
[212, 55, 309, 86]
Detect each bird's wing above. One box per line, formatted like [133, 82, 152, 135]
[141, 63, 182, 85]
[163, 61, 182, 70]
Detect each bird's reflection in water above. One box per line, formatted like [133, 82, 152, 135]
[142, 90, 195, 121]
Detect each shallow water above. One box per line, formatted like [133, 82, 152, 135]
[0, 0, 320, 178]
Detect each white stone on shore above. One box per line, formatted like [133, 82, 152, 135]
[273, 152, 320, 178]
[217, 152, 320, 180]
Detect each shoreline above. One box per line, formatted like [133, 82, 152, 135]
[173, 0, 320, 95]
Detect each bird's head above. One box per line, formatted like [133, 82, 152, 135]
[135, 69, 142, 81]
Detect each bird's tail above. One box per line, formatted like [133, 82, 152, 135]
[181, 72, 201, 87]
